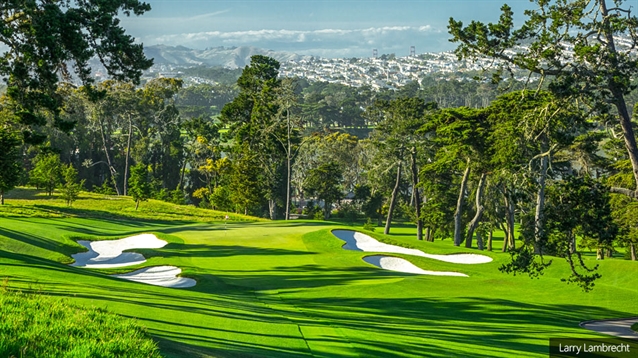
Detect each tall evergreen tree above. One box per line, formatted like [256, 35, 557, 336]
[221, 55, 284, 219]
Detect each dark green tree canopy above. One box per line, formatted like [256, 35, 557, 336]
[448, 0, 638, 198]
[1, 0, 153, 143]
[0, 128, 22, 204]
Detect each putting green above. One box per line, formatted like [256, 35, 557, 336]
[1, 195, 637, 357]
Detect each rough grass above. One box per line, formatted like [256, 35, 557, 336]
[0, 187, 637, 357]
[1, 187, 260, 223]
[632, 322, 638, 332]
[0, 287, 161, 358]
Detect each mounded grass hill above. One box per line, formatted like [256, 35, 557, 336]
[1, 188, 637, 357]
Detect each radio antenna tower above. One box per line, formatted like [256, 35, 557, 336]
[372, 49, 378, 58]
[410, 46, 416, 57]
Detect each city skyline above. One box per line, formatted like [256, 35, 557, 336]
[120, 0, 538, 58]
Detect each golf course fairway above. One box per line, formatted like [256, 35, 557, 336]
[1, 191, 637, 357]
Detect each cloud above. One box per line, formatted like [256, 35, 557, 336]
[144, 25, 444, 57]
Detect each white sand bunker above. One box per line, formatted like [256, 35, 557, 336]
[71, 234, 168, 268]
[112, 266, 196, 288]
[332, 230, 492, 264]
[71, 234, 196, 288]
[364, 255, 468, 277]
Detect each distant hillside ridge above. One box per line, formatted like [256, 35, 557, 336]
[144, 45, 314, 69]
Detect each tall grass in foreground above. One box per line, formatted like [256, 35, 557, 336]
[0, 287, 161, 358]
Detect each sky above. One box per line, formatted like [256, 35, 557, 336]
[119, 0, 538, 58]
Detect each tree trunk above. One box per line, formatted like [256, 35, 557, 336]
[569, 233, 576, 254]
[285, 108, 292, 220]
[285, 154, 291, 220]
[476, 231, 484, 250]
[454, 159, 471, 246]
[599, 0, 638, 198]
[502, 189, 516, 251]
[269, 199, 277, 220]
[501, 224, 509, 253]
[534, 146, 549, 253]
[135, 199, 140, 211]
[177, 154, 188, 191]
[0, 189, 4, 205]
[596, 247, 604, 260]
[324, 201, 331, 220]
[630, 243, 636, 261]
[487, 229, 493, 251]
[466, 173, 487, 248]
[124, 116, 133, 197]
[99, 120, 121, 196]
[410, 148, 423, 241]
[384, 162, 402, 235]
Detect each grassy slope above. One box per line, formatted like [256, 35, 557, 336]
[0, 288, 162, 357]
[1, 188, 637, 357]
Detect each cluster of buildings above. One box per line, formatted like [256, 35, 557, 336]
[277, 52, 516, 90]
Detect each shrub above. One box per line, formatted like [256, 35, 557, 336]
[59, 164, 85, 207]
[93, 181, 116, 195]
[336, 202, 358, 223]
[363, 218, 376, 232]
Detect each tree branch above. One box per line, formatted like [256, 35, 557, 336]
[610, 187, 638, 199]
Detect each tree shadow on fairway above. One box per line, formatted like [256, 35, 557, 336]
[151, 325, 313, 358]
[259, 221, 339, 228]
[266, 295, 634, 357]
[0, 226, 80, 257]
[32, 205, 200, 226]
[153, 334, 299, 358]
[145, 243, 317, 260]
[189, 265, 402, 294]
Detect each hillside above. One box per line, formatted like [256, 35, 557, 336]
[144, 45, 314, 69]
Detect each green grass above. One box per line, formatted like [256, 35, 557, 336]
[1, 188, 637, 357]
[632, 323, 638, 333]
[0, 287, 161, 358]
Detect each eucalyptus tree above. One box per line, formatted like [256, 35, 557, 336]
[84, 81, 124, 195]
[0, 0, 152, 144]
[139, 78, 183, 192]
[449, 0, 638, 200]
[271, 78, 304, 220]
[107, 81, 141, 197]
